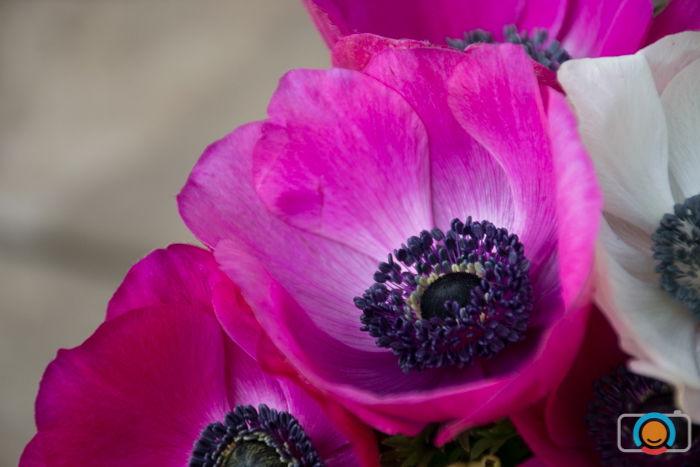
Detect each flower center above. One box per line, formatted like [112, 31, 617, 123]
[652, 194, 700, 319]
[447, 25, 571, 71]
[354, 217, 533, 373]
[420, 272, 481, 319]
[587, 367, 700, 466]
[190, 404, 323, 467]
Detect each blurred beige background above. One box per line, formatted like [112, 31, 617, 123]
[0, 1, 327, 464]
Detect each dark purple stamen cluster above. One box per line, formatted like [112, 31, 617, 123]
[190, 404, 323, 467]
[587, 366, 700, 466]
[447, 24, 571, 71]
[652, 194, 700, 320]
[354, 217, 533, 373]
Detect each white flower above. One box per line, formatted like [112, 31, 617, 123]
[558, 31, 700, 420]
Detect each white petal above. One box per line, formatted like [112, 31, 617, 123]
[628, 358, 700, 423]
[559, 55, 673, 233]
[627, 360, 700, 423]
[676, 382, 700, 423]
[595, 243, 700, 390]
[599, 217, 656, 284]
[661, 57, 700, 199]
[640, 31, 700, 94]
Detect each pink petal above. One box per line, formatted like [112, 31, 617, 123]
[435, 299, 590, 444]
[543, 310, 625, 447]
[212, 278, 265, 360]
[215, 239, 466, 391]
[646, 0, 700, 45]
[511, 401, 595, 467]
[362, 46, 516, 230]
[518, 0, 569, 39]
[178, 123, 379, 350]
[517, 458, 548, 467]
[281, 378, 368, 465]
[447, 44, 557, 276]
[253, 67, 432, 259]
[31, 306, 229, 466]
[107, 243, 226, 320]
[544, 89, 602, 312]
[511, 310, 625, 466]
[559, 0, 653, 57]
[222, 334, 378, 466]
[301, 0, 345, 48]
[302, 0, 524, 46]
[19, 435, 46, 467]
[332, 33, 433, 71]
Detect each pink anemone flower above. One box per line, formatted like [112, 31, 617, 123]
[302, 0, 700, 66]
[512, 310, 700, 466]
[178, 43, 601, 443]
[20, 244, 378, 467]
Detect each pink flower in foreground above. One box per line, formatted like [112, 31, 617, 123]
[303, 0, 700, 62]
[178, 43, 601, 442]
[20, 245, 378, 467]
[512, 310, 700, 466]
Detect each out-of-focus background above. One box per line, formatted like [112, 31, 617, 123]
[0, 1, 327, 463]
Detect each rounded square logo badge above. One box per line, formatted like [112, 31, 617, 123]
[617, 410, 692, 455]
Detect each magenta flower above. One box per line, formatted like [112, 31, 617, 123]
[179, 43, 601, 443]
[302, 0, 700, 62]
[20, 244, 378, 467]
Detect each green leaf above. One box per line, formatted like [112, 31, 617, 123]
[469, 438, 493, 460]
[378, 418, 532, 467]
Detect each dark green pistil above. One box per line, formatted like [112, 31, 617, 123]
[224, 441, 284, 467]
[420, 273, 480, 319]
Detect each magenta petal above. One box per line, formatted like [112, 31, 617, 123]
[215, 240, 441, 435]
[544, 89, 602, 311]
[517, 458, 548, 467]
[331, 33, 432, 71]
[511, 401, 595, 467]
[179, 123, 378, 349]
[362, 47, 515, 230]
[253, 67, 432, 258]
[559, 0, 652, 57]
[646, 0, 700, 45]
[302, 0, 523, 46]
[214, 240, 462, 391]
[31, 306, 229, 466]
[543, 310, 625, 447]
[19, 435, 45, 467]
[447, 44, 557, 274]
[277, 376, 368, 465]
[107, 244, 226, 320]
[511, 311, 625, 466]
[517, 0, 569, 38]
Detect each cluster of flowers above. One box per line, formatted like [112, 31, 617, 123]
[21, 1, 700, 466]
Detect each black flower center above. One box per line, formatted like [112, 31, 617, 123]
[420, 273, 481, 319]
[587, 367, 700, 466]
[190, 404, 323, 467]
[652, 194, 700, 319]
[447, 25, 571, 71]
[354, 217, 533, 373]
